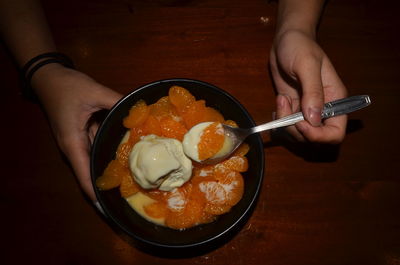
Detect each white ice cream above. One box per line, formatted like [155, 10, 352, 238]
[183, 122, 233, 162]
[182, 122, 213, 162]
[129, 134, 192, 191]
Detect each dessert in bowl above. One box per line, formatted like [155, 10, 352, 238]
[91, 78, 264, 253]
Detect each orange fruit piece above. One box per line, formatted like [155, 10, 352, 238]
[182, 100, 225, 129]
[144, 201, 168, 219]
[142, 115, 162, 136]
[199, 211, 217, 224]
[96, 159, 125, 190]
[198, 122, 225, 161]
[168, 86, 196, 113]
[164, 184, 191, 212]
[204, 203, 232, 215]
[181, 100, 208, 129]
[159, 116, 188, 141]
[116, 142, 133, 167]
[149, 96, 178, 119]
[119, 172, 141, 198]
[219, 156, 249, 172]
[165, 197, 204, 230]
[233, 143, 250, 157]
[195, 179, 232, 215]
[198, 180, 227, 204]
[146, 189, 167, 201]
[128, 127, 146, 145]
[123, 100, 150, 129]
[192, 165, 215, 179]
[224, 120, 239, 127]
[204, 107, 225, 123]
[214, 167, 244, 206]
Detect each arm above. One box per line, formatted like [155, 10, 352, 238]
[0, 0, 55, 66]
[0, 0, 122, 201]
[270, 0, 348, 143]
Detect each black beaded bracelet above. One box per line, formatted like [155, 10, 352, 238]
[20, 52, 75, 101]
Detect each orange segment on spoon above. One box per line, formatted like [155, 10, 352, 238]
[198, 122, 225, 161]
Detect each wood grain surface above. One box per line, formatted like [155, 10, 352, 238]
[1, 0, 400, 264]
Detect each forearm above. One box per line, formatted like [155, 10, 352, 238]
[276, 0, 325, 39]
[0, 0, 56, 67]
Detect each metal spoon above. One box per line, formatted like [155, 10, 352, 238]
[202, 95, 371, 165]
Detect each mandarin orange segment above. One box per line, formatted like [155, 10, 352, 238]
[198, 181, 227, 204]
[165, 198, 204, 230]
[199, 212, 217, 224]
[116, 142, 133, 167]
[159, 117, 188, 141]
[147, 189, 167, 201]
[150, 96, 178, 119]
[196, 178, 233, 215]
[219, 156, 249, 172]
[204, 107, 225, 123]
[213, 167, 244, 206]
[233, 143, 250, 157]
[192, 165, 215, 179]
[142, 115, 162, 136]
[119, 172, 141, 198]
[168, 86, 196, 113]
[224, 120, 239, 127]
[96, 159, 125, 190]
[144, 201, 168, 219]
[165, 185, 191, 212]
[128, 127, 146, 145]
[204, 203, 232, 215]
[181, 100, 208, 129]
[198, 122, 225, 161]
[123, 100, 150, 129]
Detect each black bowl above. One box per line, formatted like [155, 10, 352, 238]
[91, 78, 264, 255]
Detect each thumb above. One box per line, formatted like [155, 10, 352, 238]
[296, 58, 324, 126]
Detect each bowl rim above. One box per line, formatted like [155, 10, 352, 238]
[91, 78, 265, 250]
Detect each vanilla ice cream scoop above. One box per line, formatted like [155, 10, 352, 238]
[129, 134, 192, 191]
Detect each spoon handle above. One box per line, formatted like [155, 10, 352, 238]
[321, 95, 371, 118]
[250, 95, 371, 134]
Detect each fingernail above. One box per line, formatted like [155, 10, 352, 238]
[277, 95, 285, 109]
[307, 107, 322, 126]
[94, 201, 106, 216]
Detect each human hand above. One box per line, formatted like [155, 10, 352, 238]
[269, 29, 348, 143]
[31, 63, 122, 201]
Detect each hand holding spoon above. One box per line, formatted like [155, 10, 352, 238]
[197, 95, 371, 164]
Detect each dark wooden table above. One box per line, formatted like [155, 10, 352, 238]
[2, 0, 400, 264]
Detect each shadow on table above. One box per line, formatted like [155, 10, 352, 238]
[265, 119, 365, 162]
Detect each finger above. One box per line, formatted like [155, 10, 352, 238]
[61, 134, 96, 201]
[295, 57, 324, 126]
[296, 115, 347, 143]
[270, 50, 302, 112]
[321, 57, 348, 100]
[276, 94, 305, 141]
[296, 57, 348, 143]
[88, 122, 99, 144]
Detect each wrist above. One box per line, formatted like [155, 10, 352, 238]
[31, 62, 65, 88]
[31, 63, 72, 101]
[275, 0, 324, 42]
[276, 23, 317, 41]
[20, 52, 75, 102]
